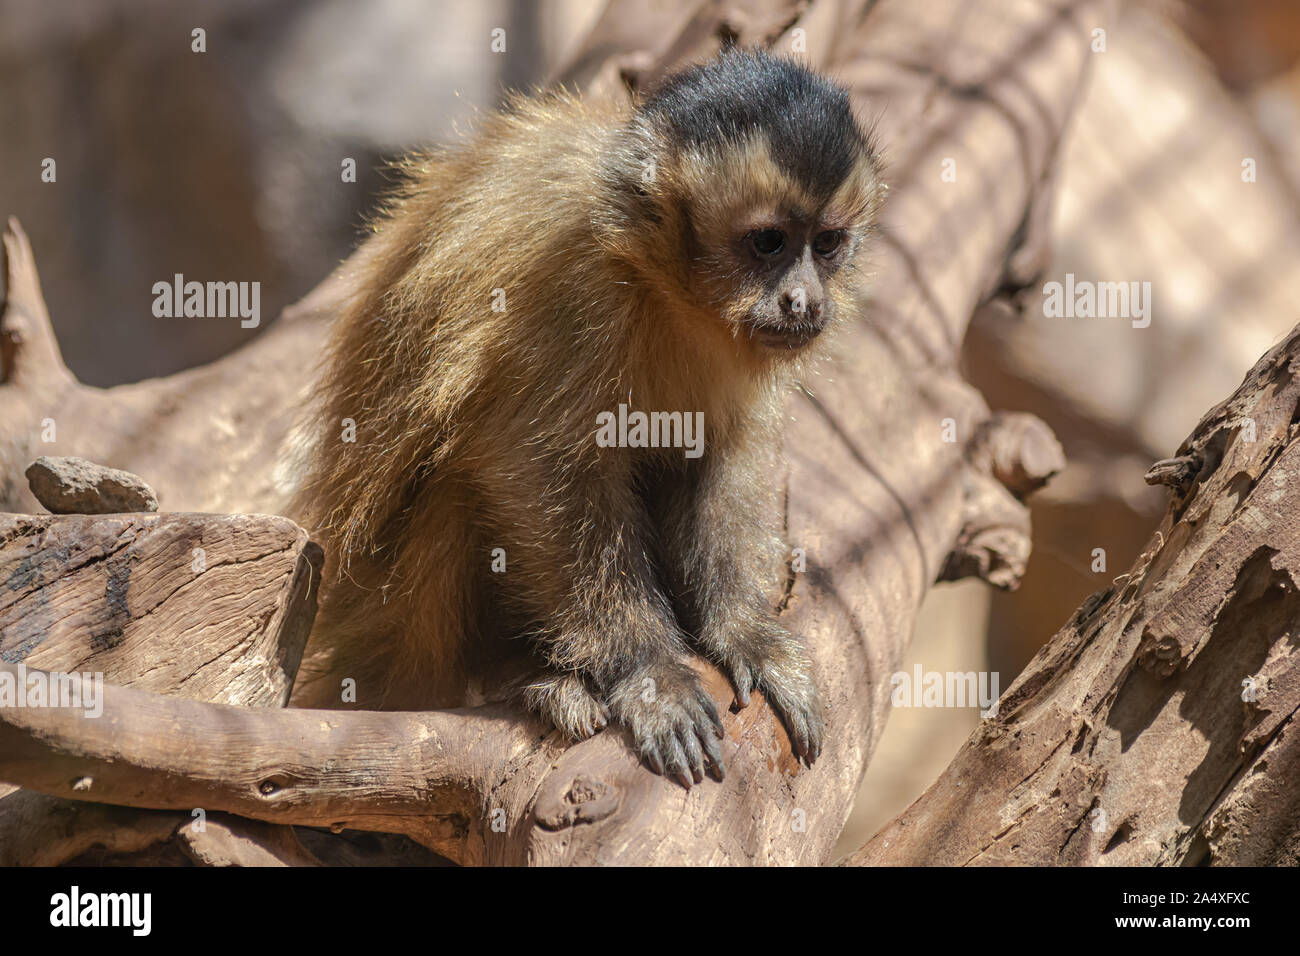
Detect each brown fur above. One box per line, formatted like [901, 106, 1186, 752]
[290, 61, 882, 784]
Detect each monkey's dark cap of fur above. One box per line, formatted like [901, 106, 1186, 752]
[639, 49, 871, 202]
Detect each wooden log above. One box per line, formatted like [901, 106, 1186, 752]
[0, 510, 322, 865]
[0, 788, 187, 867]
[0, 670, 520, 863]
[0, 511, 321, 707]
[174, 815, 323, 867]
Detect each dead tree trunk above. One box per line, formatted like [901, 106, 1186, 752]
[0, 0, 1122, 866]
[847, 325, 1300, 866]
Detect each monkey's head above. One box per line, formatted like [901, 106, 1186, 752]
[600, 49, 883, 359]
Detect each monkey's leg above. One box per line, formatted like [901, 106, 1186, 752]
[294, 484, 481, 711]
[516, 669, 609, 740]
[656, 444, 825, 764]
[488, 466, 725, 785]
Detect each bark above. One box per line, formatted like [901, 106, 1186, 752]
[0, 511, 319, 707]
[0, 508, 321, 866]
[0, 0, 1106, 865]
[847, 325, 1300, 866]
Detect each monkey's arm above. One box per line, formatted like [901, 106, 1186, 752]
[488, 455, 726, 784]
[655, 429, 825, 762]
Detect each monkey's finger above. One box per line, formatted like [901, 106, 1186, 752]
[663, 735, 693, 789]
[590, 700, 610, 735]
[699, 725, 726, 780]
[694, 689, 725, 738]
[731, 668, 754, 709]
[792, 724, 811, 760]
[644, 746, 666, 776]
[781, 705, 811, 760]
[807, 714, 825, 763]
[679, 730, 706, 784]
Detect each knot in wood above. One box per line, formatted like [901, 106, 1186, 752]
[533, 773, 620, 831]
[970, 412, 1064, 497]
[1137, 625, 1188, 679]
[1143, 454, 1201, 496]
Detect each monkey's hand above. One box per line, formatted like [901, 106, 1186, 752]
[726, 634, 825, 765]
[607, 660, 726, 788]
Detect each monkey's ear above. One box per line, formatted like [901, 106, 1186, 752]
[593, 180, 663, 264]
[600, 131, 668, 229]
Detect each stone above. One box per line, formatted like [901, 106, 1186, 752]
[24, 456, 159, 514]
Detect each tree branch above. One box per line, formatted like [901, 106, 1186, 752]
[846, 324, 1300, 866]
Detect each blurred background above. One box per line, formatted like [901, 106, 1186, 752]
[3, 0, 1299, 854]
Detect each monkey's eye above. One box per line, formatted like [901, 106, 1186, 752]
[748, 229, 786, 257]
[813, 230, 843, 256]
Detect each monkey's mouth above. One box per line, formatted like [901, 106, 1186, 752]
[749, 324, 823, 350]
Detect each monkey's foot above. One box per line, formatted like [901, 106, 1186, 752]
[727, 651, 825, 765]
[608, 663, 726, 788]
[520, 671, 609, 740]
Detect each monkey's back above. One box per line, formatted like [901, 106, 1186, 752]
[291, 93, 657, 708]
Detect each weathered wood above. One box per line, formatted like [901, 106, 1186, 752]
[0, 509, 322, 865]
[0, 667, 518, 864]
[175, 815, 323, 867]
[0, 782, 448, 866]
[846, 324, 1300, 866]
[0, 213, 355, 518]
[0, 511, 321, 707]
[0, 788, 186, 867]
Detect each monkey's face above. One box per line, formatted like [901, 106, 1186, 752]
[671, 137, 881, 357]
[623, 50, 884, 360]
[703, 205, 860, 353]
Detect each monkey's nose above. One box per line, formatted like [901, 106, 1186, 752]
[780, 290, 823, 320]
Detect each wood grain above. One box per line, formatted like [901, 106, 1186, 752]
[0, 511, 320, 707]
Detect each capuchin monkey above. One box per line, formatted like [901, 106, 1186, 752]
[291, 49, 884, 787]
